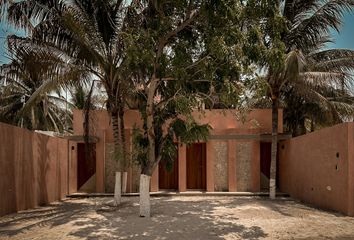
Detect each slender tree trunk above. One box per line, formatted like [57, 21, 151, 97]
[122, 172, 128, 194]
[118, 106, 128, 193]
[299, 119, 307, 135]
[139, 174, 151, 217]
[139, 110, 155, 217]
[31, 107, 36, 130]
[269, 98, 278, 199]
[139, 79, 158, 217]
[310, 119, 315, 132]
[114, 171, 121, 206]
[111, 112, 122, 205]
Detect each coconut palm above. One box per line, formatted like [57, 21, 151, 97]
[284, 86, 354, 135]
[283, 46, 354, 136]
[0, 44, 79, 132]
[263, 0, 354, 199]
[0, 0, 140, 204]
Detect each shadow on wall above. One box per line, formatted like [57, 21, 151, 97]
[0, 123, 70, 216]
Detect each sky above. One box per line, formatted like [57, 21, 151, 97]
[0, 24, 25, 64]
[0, 11, 354, 64]
[327, 11, 354, 50]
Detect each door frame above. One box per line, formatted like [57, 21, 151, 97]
[186, 143, 207, 190]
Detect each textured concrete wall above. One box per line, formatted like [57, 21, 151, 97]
[0, 123, 73, 217]
[105, 142, 140, 193]
[236, 142, 253, 192]
[279, 123, 354, 216]
[213, 142, 228, 191]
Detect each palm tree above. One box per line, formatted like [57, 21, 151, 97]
[1, 0, 136, 204]
[0, 43, 81, 132]
[284, 87, 354, 135]
[264, 0, 354, 199]
[284, 47, 354, 136]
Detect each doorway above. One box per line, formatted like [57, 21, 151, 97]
[77, 143, 96, 192]
[158, 155, 179, 190]
[260, 142, 279, 191]
[186, 143, 206, 190]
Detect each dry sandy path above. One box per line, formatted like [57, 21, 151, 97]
[0, 196, 354, 240]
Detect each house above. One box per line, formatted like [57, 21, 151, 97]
[1, 110, 353, 217]
[70, 109, 286, 193]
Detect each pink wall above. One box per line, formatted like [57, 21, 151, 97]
[279, 123, 354, 216]
[73, 109, 283, 138]
[0, 123, 76, 217]
[73, 109, 283, 193]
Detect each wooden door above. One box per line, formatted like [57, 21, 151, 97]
[260, 142, 271, 179]
[260, 142, 280, 188]
[187, 143, 206, 190]
[77, 143, 96, 190]
[158, 156, 179, 190]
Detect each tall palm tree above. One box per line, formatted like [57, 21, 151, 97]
[0, 0, 138, 204]
[264, 0, 354, 199]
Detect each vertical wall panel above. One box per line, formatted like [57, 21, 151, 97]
[213, 142, 228, 191]
[236, 142, 252, 192]
[0, 123, 70, 216]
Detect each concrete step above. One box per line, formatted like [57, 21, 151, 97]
[67, 191, 289, 198]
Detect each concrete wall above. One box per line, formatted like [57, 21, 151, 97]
[279, 123, 354, 216]
[0, 123, 76, 216]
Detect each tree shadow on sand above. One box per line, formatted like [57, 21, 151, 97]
[0, 197, 268, 240]
[69, 197, 268, 240]
[0, 200, 94, 237]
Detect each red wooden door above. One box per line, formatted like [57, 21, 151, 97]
[158, 156, 179, 190]
[77, 143, 96, 190]
[260, 142, 280, 187]
[187, 143, 206, 190]
[260, 142, 271, 179]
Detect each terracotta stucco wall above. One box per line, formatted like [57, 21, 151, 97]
[73, 109, 281, 193]
[279, 123, 354, 216]
[0, 123, 75, 216]
[73, 109, 283, 138]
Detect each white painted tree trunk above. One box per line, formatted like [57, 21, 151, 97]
[139, 174, 151, 217]
[114, 171, 122, 206]
[122, 171, 128, 193]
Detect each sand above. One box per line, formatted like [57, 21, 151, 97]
[1, 196, 354, 240]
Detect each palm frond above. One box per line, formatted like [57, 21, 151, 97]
[286, 0, 354, 50]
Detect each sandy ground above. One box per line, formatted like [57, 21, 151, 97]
[0, 196, 354, 240]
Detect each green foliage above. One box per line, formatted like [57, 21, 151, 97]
[159, 133, 177, 172]
[248, 0, 354, 136]
[132, 127, 149, 167]
[171, 118, 211, 145]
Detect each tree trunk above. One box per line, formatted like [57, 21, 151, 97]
[138, 78, 158, 216]
[310, 119, 315, 132]
[139, 174, 151, 217]
[122, 171, 128, 194]
[118, 107, 128, 192]
[111, 112, 122, 204]
[269, 98, 278, 199]
[114, 171, 121, 206]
